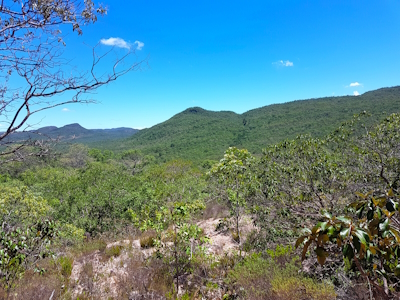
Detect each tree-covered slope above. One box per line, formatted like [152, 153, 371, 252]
[119, 86, 400, 163]
[4, 123, 139, 148]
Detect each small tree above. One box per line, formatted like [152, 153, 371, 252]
[208, 147, 257, 244]
[129, 160, 208, 295]
[131, 200, 207, 295]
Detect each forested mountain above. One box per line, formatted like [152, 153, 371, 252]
[120, 86, 400, 162]
[3, 123, 139, 147]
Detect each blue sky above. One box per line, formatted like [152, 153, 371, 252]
[26, 1, 400, 129]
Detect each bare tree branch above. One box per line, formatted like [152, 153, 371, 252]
[0, 0, 146, 163]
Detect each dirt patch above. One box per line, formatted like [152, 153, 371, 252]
[69, 216, 256, 298]
[197, 215, 256, 255]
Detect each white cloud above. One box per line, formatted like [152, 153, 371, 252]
[62, 108, 70, 112]
[100, 37, 130, 49]
[134, 40, 144, 50]
[353, 91, 360, 96]
[273, 60, 294, 67]
[350, 82, 361, 87]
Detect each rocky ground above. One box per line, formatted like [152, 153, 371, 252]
[69, 216, 256, 299]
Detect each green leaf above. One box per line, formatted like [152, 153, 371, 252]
[354, 229, 369, 246]
[337, 216, 351, 225]
[379, 218, 390, 232]
[340, 227, 350, 240]
[395, 265, 400, 277]
[322, 211, 332, 219]
[356, 204, 365, 218]
[326, 225, 335, 236]
[353, 236, 361, 252]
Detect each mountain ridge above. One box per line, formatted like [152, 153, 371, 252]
[3, 123, 139, 148]
[118, 86, 400, 162]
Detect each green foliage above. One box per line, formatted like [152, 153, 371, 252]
[22, 163, 139, 235]
[226, 250, 336, 299]
[0, 185, 51, 227]
[297, 189, 400, 297]
[294, 113, 400, 297]
[0, 219, 58, 289]
[129, 162, 208, 295]
[139, 199, 208, 296]
[88, 148, 114, 162]
[58, 256, 74, 277]
[129, 160, 207, 232]
[61, 144, 90, 168]
[2, 103, 400, 297]
[208, 147, 258, 244]
[115, 87, 400, 163]
[105, 245, 123, 258]
[57, 223, 85, 246]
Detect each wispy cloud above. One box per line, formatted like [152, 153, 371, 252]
[273, 60, 294, 67]
[134, 40, 144, 50]
[349, 82, 361, 87]
[100, 37, 130, 49]
[62, 108, 70, 112]
[353, 91, 360, 96]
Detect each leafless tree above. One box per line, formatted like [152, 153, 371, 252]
[0, 0, 145, 163]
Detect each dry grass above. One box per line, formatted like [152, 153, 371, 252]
[1, 258, 66, 300]
[116, 254, 168, 299]
[140, 230, 157, 248]
[202, 200, 230, 220]
[105, 244, 124, 258]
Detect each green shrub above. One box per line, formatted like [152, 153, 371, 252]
[57, 256, 74, 277]
[226, 246, 336, 300]
[73, 239, 107, 256]
[105, 245, 123, 258]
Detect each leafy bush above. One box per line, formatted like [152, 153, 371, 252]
[226, 247, 336, 300]
[57, 223, 85, 246]
[0, 185, 51, 227]
[105, 245, 123, 258]
[0, 220, 58, 289]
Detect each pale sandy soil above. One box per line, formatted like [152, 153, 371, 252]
[69, 216, 256, 299]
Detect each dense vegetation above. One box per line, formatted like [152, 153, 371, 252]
[1, 104, 400, 299]
[2, 123, 138, 150]
[116, 86, 400, 163]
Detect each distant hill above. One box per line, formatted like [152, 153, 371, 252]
[4, 123, 139, 148]
[118, 86, 400, 162]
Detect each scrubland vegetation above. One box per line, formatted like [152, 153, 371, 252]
[2, 0, 399, 299]
[1, 110, 400, 299]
